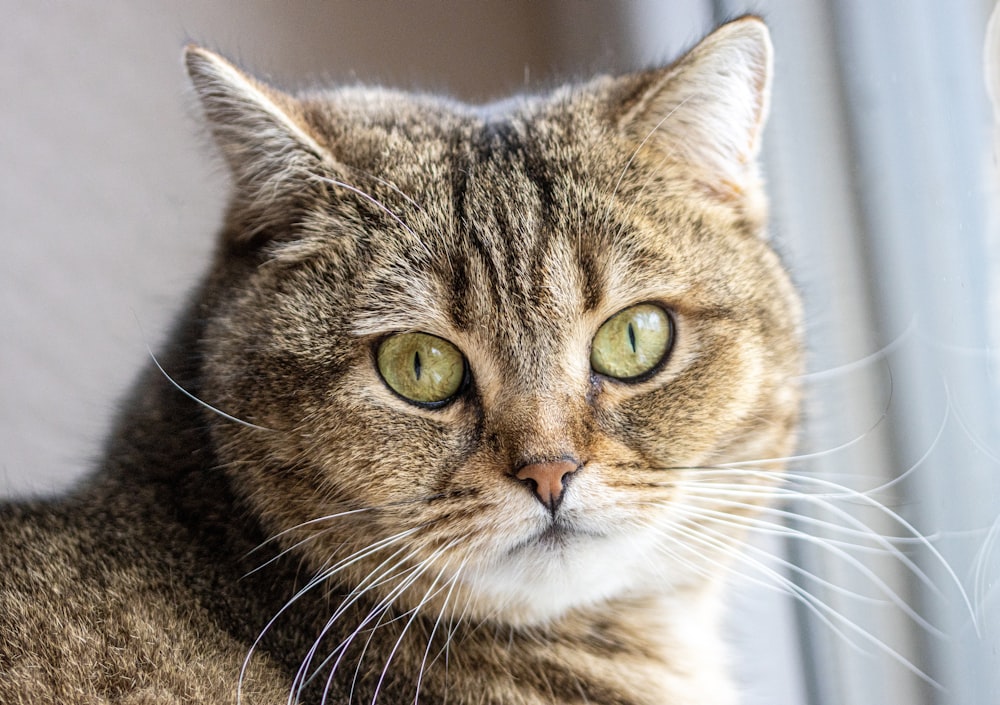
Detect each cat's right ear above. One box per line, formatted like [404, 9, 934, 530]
[615, 17, 772, 204]
[184, 46, 333, 239]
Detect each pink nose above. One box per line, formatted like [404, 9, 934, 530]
[515, 460, 579, 511]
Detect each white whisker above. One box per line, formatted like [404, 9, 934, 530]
[717, 398, 890, 469]
[297, 543, 427, 699]
[653, 519, 870, 651]
[601, 95, 693, 232]
[670, 479, 944, 600]
[414, 556, 468, 703]
[668, 501, 943, 635]
[243, 507, 383, 577]
[238, 528, 418, 705]
[303, 539, 458, 701]
[689, 468, 978, 628]
[946, 378, 1000, 466]
[666, 518, 942, 689]
[972, 513, 1000, 625]
[797, 316, 915, 382]
[371, 541, 463, 704]
[146, 348, 274, 432]
[132, 311, 276, 432]
[310, 174, 434, 261]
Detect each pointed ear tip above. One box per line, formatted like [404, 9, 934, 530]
[183, 44, 205, 62]
[723, 15, 769, 34]
[716, 15, 773, 54]
[183, 44, 209, 75]
[711, 16, 774, 85]
[183, 44, 231, 81]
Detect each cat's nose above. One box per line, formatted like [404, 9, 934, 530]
[514, 459, 579, 512]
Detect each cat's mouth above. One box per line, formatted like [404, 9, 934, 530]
[508, 521, 602, 555]
[536, 523, 573, 547]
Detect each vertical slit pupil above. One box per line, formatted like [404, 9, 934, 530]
[627, 322, 637, 353]
[414, 351, 422, 380]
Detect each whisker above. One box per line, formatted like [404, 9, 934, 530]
[796, 316, 915, 382]
[760, 367, 946, 504]
[671, 480, 928, 544]
[372, 541, 463, 704]
[243, 509, 381, 577]
[642, 503, 881, 605]
[665, 519, 942, 689]
[713, 471, 976, 624]
[238, 528, 419, 705]
[715, 393, 892, 470]
[601, 95, 693, 233]
[244, 490, 464, 570]
[685, 491, 938, 549]
[413, 560, 467, 702]
[972, 512, 1000, 624]
[648, 519, 871, 652]
[946, 378, 1000, 466]
[668, 478, 945, 601]
[349, 167, 429, 218]
[312, 540, 460, 703]
[667, 502, 943, 635]
[330, 551, 440, 705]
[309, 174, 433, 261]
[143, 345, 274, 432]
[302, 536, 454, 693]
[645, 523, 719, 583]
[248, 507, 381, 554]
[297, 543, 431, 696]
[297, 547, 421, 703]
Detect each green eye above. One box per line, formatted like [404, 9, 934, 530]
[591, 304, 672, 380]
[377, 332, 466, 405]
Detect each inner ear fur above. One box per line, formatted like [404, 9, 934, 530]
[185, 46, 336, 242]
[616, 17, 773, 194]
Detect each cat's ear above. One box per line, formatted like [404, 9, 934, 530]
[184, 46, 333, 238]
[617, 16, 772, 197]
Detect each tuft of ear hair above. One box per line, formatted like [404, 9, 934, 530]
[618, 16, 773, 196]
[184, 46, 334, 239]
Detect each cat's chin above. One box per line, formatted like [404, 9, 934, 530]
[459, 524, 696, 627]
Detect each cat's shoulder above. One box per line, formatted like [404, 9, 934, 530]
[0, 498, 290, 704]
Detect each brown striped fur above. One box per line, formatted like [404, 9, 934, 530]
[0, 18, 802, 704]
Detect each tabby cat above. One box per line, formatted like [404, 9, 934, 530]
[0, 16, 802, 705]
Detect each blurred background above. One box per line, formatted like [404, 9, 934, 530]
[1, 1, 997, 704]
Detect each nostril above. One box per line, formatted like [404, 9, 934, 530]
[513, 459, 579, 512]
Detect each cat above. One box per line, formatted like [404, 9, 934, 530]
[0, 16, 802, 705]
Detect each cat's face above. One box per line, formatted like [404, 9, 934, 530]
[191, 18, 802, 625]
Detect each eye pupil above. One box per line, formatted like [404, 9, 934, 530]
[627, 322, 636, 353]
[414, 351, 422, 380]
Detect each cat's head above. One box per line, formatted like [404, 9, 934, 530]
[188, 17, 802, 626]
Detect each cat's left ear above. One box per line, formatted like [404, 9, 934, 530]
[617, 16, 772, 196]
[185, 46, 334, 238]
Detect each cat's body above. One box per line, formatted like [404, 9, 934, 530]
[0, 18, 802, 705]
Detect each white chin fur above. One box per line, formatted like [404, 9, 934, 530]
[461, 524, 685, 625]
